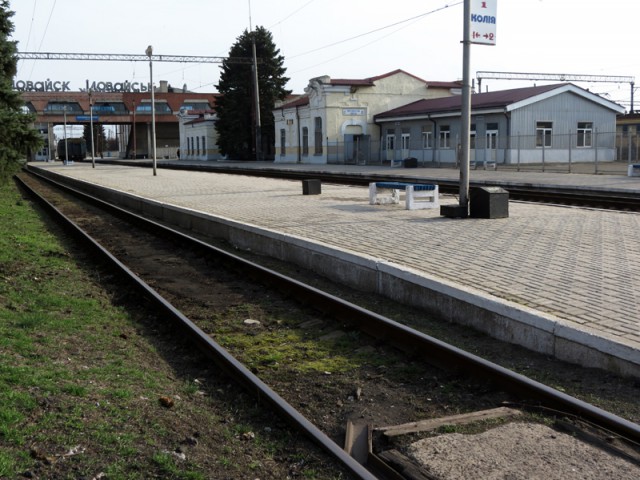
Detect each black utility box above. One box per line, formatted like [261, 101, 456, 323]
[470, 186, 509, 218]
[440, 204, 468, 218]
[403, 157, 418, 168]
[302, 179, 321, 195]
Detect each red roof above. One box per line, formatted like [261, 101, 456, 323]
[328, 69, 460, 89]
[374, 83, 569, 120]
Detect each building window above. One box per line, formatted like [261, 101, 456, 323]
[136, 101, 171, 114]
[302, 127, 309, 155]
[421, 127, 432, 149]
[45, 102, 82, 113]
[196, 136, 200, 155]
[439, 125, 450, 149]
[536, 122, 552, 148]
[314, 117, 323, 154]
[202, 136, 206, 155]
[577, 122, 592, 148]
[470, 124, 476, 149]
[280, 129, 286, 156]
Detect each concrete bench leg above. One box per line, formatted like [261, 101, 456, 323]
[369, 183, 401, 205]
[484, 161, 497, 171]
[368, 183, 377, 204]
[405, 185, 440, 210]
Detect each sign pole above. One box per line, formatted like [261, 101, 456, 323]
[460, 0, 472, 216]
[442, 0, 496, 218]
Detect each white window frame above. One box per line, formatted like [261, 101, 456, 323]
[439, 125, 450, 149]
[536, 122, 553, 148]
[421, 128, 433, 149]
[577, 122, 593, 148]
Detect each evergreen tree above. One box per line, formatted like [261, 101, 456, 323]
[0, 0, 41, 182]
[215, 26, 290, 160]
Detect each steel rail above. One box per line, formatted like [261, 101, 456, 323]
[15, 173, 379, 480]
[20, 168, 640, 445]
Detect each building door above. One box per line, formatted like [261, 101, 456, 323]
[347, 134, 369, 165]
[486, 129, 498, 162]
[386, 134, 395, 161]
[401, 133, 410, 159]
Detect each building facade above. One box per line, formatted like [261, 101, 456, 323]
[177, 110, 223, 161]
[20, 83, 218, 160]
[374, 83, 625, 166]
[272, 70, 462, 164]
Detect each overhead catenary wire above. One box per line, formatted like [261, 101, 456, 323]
[287, 2, 462, 60]
[26, 0, 56, 80]
[290, 14, 430, 75]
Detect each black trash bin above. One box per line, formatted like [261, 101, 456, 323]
[470, 186, 509, 218]
[403, 157, 418, 168]
[302, 179, 321, 195]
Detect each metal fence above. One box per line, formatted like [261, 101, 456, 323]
[325, 130, 638, 175]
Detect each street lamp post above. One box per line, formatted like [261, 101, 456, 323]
[146, 45, 157, 176]
[63, 105, 69, 165]
[89, 89, 96, 168]
[132, 100, 137, 159]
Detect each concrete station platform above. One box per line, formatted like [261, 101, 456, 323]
[27, 160, 640, 378]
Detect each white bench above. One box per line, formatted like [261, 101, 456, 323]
[471, 160, 496, 170]
[389, 157, 418, 168]
[369, 182, 439, 210]
[628, 164, 640, 177]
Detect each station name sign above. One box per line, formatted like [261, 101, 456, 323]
[13, 79, 153, 93]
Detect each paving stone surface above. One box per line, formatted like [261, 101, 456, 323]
[32, 161, 640, 356]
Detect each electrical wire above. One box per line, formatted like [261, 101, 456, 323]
[36, 0, 57, 52]
[28, 0, 57, 79]
[291, 14, 428, 75]
[23, 0, 37, 51]
[268, 0, 315, 29]
[17, 0, 38, 79]
[288, 2, 462, 60]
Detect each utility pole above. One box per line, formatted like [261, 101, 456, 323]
[248, 0, 261, 161]
[252, 35, 262, 161]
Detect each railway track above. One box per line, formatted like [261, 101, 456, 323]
[15, 169, 640, 479]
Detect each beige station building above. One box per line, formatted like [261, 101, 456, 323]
[272, 70, 462, 164]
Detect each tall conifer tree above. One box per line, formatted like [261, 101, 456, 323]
[215, 26, 290, 160]
[0, 0, 41, 181]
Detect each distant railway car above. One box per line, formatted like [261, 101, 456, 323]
[57, 137, 87, 161]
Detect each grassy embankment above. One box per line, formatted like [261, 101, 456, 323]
[0, 181, 292, 479]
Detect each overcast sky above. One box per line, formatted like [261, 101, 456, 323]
[9, 0, 640, 111]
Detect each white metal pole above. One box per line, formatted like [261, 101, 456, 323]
[146, 45, 157, 176]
